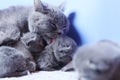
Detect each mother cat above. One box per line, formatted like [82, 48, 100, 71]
[0, 0, 69, 45]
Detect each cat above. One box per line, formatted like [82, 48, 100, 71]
[0, 6, 29, 46]
[0, 32, 42, 74]
[73, 40, 120, 80]
[10, 32, 46, 71]
[0, 22, 20, 46]
[0, 46, 33, 78]
[0, 0, 68, 45]
[11, 38, 36, 73]
[28, 0, 69, 44]
[36, 35, 77, 71]
[21, 32, 46, 53]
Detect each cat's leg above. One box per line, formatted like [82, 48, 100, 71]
[26, 58, 36, 72]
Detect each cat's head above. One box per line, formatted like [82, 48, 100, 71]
[28, 0, 69, 38]
[21, 32, 46, 53]
[53, 36, 77, 63]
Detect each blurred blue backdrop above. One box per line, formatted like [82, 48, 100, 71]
[1, 0, 120, 44]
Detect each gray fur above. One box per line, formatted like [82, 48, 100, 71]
[0, 22, 20, 46]
[0, 0, 70, 72]
[28, 0, 69, 44]
[21, 32, 46, 53]
[37, 35, 77, 71]
[11, 39, 36, 72]
[73, 40, 120, 80]
[0, 0, 68, 45]
[0, 46, 31, 78]
[0, 6, 31, 45]
[0, 6, 31, 33]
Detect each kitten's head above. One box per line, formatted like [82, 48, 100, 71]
[28, 0, 69, 39]
[53, 36, 77, 63]
[73, 41, 120, 80]
[21, 32, 46, 53]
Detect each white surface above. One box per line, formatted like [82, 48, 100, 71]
[0, 71, 78, 80]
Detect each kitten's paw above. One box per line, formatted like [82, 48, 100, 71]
[26, 61, 36, 72]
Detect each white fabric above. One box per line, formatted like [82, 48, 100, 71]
[0, 71, 78, 80]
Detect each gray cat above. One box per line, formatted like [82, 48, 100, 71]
[0, 46, 33, 78]
[28, 0, 69, 44]
[36, 35, 77, 71]
[21, 32, 46, 53]
[73, 40, 120, 80]
[11, 39, 36, 73]
[0, 0, 67, 45]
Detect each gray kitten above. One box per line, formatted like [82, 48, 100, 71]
[9, 33, 46, 72]
[11, 39, 36, 73]
[0, 46, 32, 78]
[12, 32, 46, 71]
[36, 35, 77, 71]
[73, 40, 120, 80]
[28, 0, 69, 44]
[21, 32, 46, 53]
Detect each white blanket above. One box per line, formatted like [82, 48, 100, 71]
[0, 71, 78, 80]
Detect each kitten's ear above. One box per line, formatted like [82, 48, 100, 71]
[34, 0, 48, 13]
[58, 1, 66, 11]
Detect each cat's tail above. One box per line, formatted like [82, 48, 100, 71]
[0, 70, 29, 78]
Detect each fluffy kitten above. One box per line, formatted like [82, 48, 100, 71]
[0, 46, 32, 78]
[36, 35, 77, 71]
[12, 32, 47, 71]
[73, 40, 120, 80]
[11, 39, 36, 72]
[21, 32, 46, 53]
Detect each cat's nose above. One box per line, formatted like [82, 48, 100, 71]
[57, 30, 64, 35]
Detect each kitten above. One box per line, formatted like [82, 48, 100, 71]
[0, 46, 32, 78]
[11, 39, 36, 72]
[36, 35, 77, 71]
[73, 40, 120, 80]
[28, 0, 69, 44]
[21, 32, 46, 53]
[12, 32, 47, 71]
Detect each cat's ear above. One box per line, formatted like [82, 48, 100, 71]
[58, 1, 66, 12]
[34, 0, 48, 13]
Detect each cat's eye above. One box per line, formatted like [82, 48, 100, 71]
[62, 26, 67, 30]
[63, 25, 66, 28]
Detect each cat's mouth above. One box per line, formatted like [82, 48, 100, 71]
[49, 38, 55, 45]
